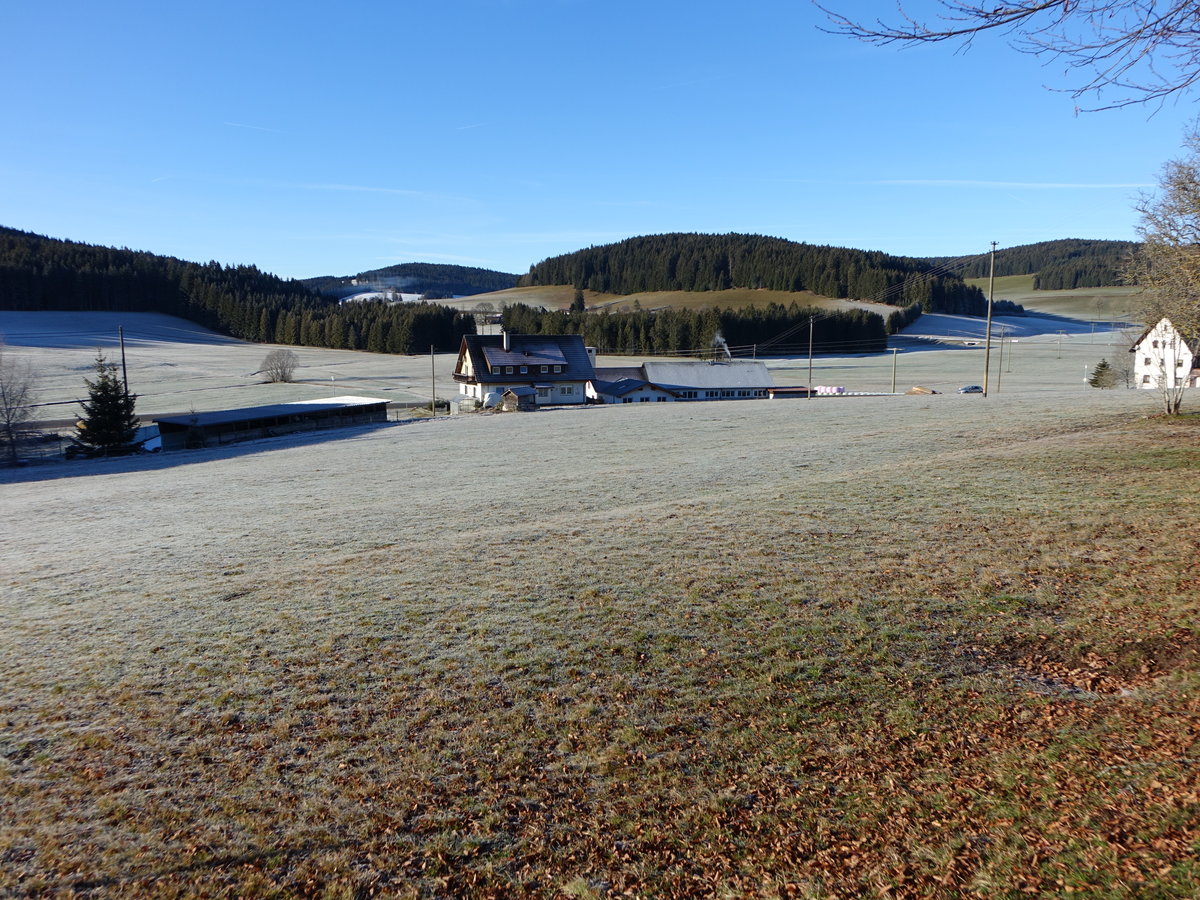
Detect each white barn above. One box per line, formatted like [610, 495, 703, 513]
[587, 359, 773, 404]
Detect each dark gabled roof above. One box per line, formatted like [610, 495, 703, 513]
[154, 396, 387, 429]
[592, 377, 653, 398]
[483, 341, 567, 368]
[456, 333, 595, 383]
[503, 386, 537, 397]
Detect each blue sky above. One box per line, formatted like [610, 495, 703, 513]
[2, 0, 1195, 279]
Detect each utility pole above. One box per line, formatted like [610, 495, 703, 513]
[891, 347, 898, 393]
[430, 345, 436, 416]
[807, 316, 814, 399]
[118, 325, 129, 395]
[994, 326, 1005, 394]
[982, 242, 996, 397]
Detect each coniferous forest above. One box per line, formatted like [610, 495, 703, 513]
[521, 233, 989, 315]
[0, 227, 475, 353]
[500, 302, 913, 356]
[303, 263, 519, 300]
[921, 238, 1136, 290]
[5, 227, 1133, 361]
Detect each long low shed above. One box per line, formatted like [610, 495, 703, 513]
[154, 396, 389, 451]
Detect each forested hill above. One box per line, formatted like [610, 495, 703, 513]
[519, 233, 988, 315]
[0, 226, 474, 353]
[304, 263, 519, 299]
[921, 239, 1137, 290]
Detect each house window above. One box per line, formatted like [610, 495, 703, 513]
[1177, 359, 1185, 366]
[1144, 358, 1152, 366]
[1153, 340, 1160, 348]
[520, 365, 528, 374]
[505, 366, 514, 374]
[1143, 374, 1151, 383]
[536, 387, 551, 399]
[553, 365, 562, 373]
[540, 365, 548, 373]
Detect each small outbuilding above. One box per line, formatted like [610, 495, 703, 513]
[502, 386, 537, 411]
[154, 396, 389, 451]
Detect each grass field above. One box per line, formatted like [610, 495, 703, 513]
[2, 313, 1197, 898]
[967, 276, 1141, 323]
[461, 279, 1143, 330]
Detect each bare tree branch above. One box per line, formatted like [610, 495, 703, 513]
[0, 341, 38, 466]
[814, 1, 1200, 110]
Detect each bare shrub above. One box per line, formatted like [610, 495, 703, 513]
[261, 349, 299, 383]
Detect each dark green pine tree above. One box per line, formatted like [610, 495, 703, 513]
[1088, 358, 1118, 389]
[69, 353, 142, 456]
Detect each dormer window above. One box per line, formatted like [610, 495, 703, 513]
[540, 365, 548, 374]
[520, 365, 528, 374]
[553, 365, 562, 373]
[505, 366, 514, 374]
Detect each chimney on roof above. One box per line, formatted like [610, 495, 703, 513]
[502, 329, 510, 351]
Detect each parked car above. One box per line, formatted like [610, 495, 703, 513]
[958, 385, 984, 394]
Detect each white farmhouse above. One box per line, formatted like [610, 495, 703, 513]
[453, 332, 595, 406]
[1131, 318, 1200, 390]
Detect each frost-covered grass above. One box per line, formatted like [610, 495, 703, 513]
[1, 308, 1146, 423]
[2, 312, 1198, 898]
[0, 311, 456, 420]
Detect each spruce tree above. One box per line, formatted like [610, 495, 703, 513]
[1088, 358, 1118, 389]
[69, 353, 142, 457]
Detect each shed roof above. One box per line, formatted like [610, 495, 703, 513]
[154, 396, 387, 429]
[641, 360, 773, 390]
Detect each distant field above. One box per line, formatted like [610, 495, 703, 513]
[0, 310, 1147, 422]
[966, 275, 1141, 321]
[0, 311, 462, 421]
[464, 281, 1146, 330]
